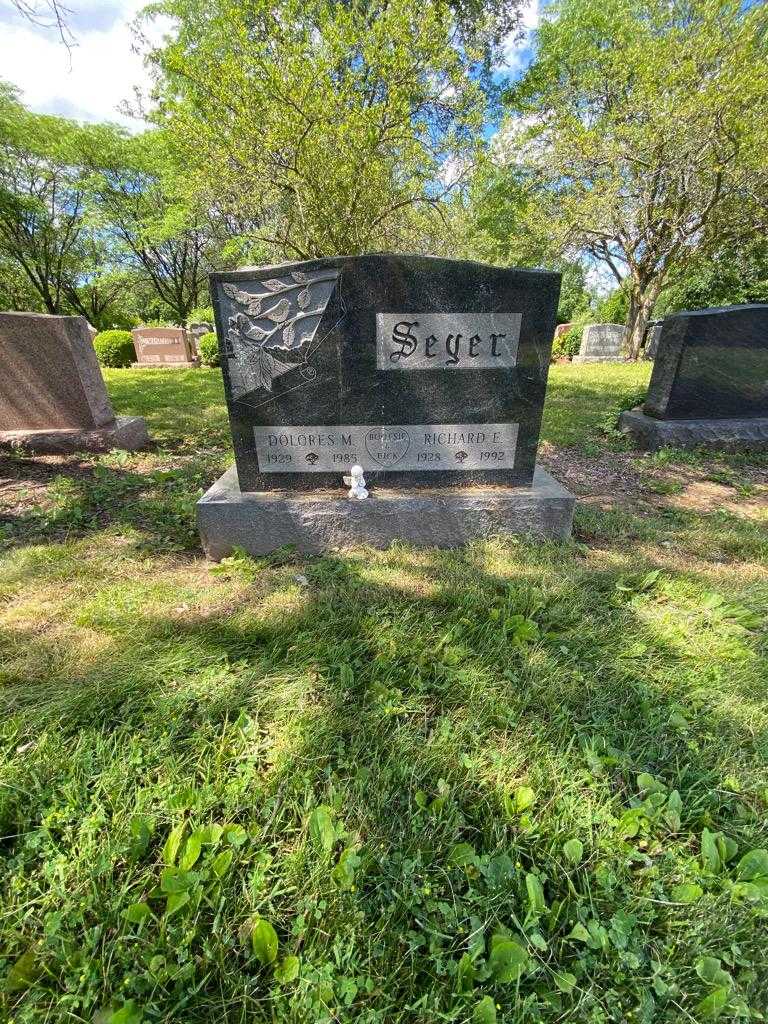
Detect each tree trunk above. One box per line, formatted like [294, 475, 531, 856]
[625, 277, 661, 360]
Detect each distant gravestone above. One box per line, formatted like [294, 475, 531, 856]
[188, 322, 213, 357]
[0, 312, 149, 453]
[644, 321, 663, 360]
[620, 304, 768, 450]
[554, 322, 572, 340]
[573, 323, 624, 362]
[197, 254, 575, 557]
[131, 326, 197, 367]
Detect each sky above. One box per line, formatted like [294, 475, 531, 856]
[0, 0, 162, 127]
[0, 0, 542, 129]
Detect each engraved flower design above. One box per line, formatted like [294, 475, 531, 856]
[222, 270, 339, 394]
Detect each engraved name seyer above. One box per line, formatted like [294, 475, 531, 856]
[376, 313, 522, 370]
[253, 423, 519, 472]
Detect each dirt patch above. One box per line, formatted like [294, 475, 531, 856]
[539, 443, 645, 506]
[539, 443, 768, 518]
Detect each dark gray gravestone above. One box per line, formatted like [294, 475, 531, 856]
[643, 321, 662, 360]
[197, 254, 575, 557]
[0, 312, 149, 453]
[620, 304, 768, 451]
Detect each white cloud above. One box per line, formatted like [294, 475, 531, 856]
[586, 260, 622, 296]
[0, 0, 165, 127]
[438, 153, 470, 188]
[500, 0, 540, 77]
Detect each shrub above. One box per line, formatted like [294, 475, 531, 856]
[188, 305, 215, 326]
[198, 331, 220, 367]
[595, 285, 629, 325]
[552, 315, 588, 360]
[93, 329, 135, 368]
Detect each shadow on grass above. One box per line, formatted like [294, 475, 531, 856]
[2, 541, 767, 1019]
[1, 536, 767, 1020]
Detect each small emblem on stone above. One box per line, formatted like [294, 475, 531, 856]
[364, 426, 410, 467]
[455, 450, 468, 463]
[305, 452, 319, 465]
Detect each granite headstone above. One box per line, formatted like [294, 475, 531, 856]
[131, 326, 197, 367]
[643, 321, 662, 360]
[0, 312, 149, 452]
[573, 323, 624, 363]
[197, 254, 575, 556]
[620, 304, 768, 450]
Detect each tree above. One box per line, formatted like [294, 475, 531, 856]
[136, 0, 521, 260]
[0, 82, 118, 319]
[86, 130, 224, 323]
[656, 237, 768, 317]
[449, 158, 593, 321]
[8, 0, 73, 48]
[502, 0, 768, 357]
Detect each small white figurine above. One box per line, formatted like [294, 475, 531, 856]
[343, 464, 369, 500]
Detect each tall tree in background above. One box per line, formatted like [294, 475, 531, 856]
[0, 83, 116, 318]
[501, 0, 768, 357]
[137, 0, 522, 260]
[87, 130, 224, 323]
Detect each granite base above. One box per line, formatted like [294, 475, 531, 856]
[572, 355, 624, 363]
[0, 415, 151, 454]
[131, 361, 198, 369]
[197, 465, 575, 559]
[619, 408, 768, 452]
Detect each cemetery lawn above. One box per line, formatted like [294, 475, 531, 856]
[2, 364, 768, 1024]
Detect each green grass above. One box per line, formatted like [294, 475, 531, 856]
[1, 365, 767, 1024]
[540, 362, 651, 446]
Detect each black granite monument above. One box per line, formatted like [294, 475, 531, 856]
[197, 254, 575, 557]
[620, 304, 768, 450]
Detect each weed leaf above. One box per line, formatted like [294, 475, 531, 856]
[274, 955, 300, 984]
[671, 883, 703, 903]
[165, 891, 190, 918]
[447, 842, 476, 868]
[512, 786, 536, 813]
[251, 918, 279, 965]
[488, 937, 528, 982]
[6, 947, 41, 992]
[162, 823, 185, 867]
[180, 833, 202, 870]
[211, 849, 234, 879]
[736, 848, 768, 881]
[695, 986, 729, 1020]
[701, 829, 721, 874]
[456, 953, 475, 994]
[472, 996, 497, 1023]
[525, 873, 546, 915]
[308, 806, 335, 853]
[123, 903, 152, 925]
